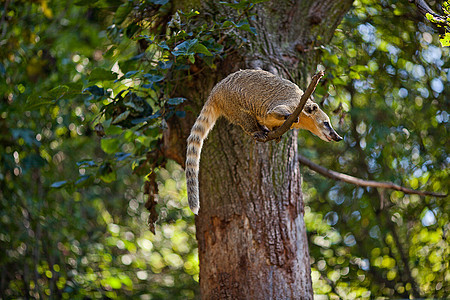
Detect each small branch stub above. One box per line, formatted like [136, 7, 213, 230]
[257, 70, 325, 143]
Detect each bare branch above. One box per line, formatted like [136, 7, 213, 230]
[257, 71, 325, 142]
[298, 154, 447, 198]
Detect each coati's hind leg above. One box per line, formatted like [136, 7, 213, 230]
[234, 111, 270, 141]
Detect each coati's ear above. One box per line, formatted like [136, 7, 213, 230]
[304, 103, 319, 114]
[267, 105, 292, 119]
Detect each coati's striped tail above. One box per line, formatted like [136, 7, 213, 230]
[185, 101, 219, 214]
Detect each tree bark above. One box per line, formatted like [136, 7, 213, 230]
[196, 124, 311, 299]
[165, 1, 353, 298]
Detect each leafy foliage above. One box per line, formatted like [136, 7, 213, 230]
[302, 0, 449, 298]
[425, 0, 450, 46]
[1, 0, 262, 298]
[0, 0, 199, 298]
[0, 0, 448, 298]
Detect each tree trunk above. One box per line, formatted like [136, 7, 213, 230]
[165, 1, 353, 298]
[196, 123, 311, 298]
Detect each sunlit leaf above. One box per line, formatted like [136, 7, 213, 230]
[101, 138, 121, 154]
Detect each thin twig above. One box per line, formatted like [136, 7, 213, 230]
[258, 70, 325, 142]
[298, 154, 447, 198]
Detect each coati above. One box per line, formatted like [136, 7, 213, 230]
[185, 69, 342, 214]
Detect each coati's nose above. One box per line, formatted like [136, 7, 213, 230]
[330, 131, 343, 142]
[324, 122, 343, 142]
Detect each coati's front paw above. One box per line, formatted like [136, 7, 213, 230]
[253, 126, 270, 142]
[253, 130, 268, 141]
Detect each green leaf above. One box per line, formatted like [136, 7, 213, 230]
[124, 70, 139, 78]
[103, 46, 117, 58]
[126, 23, 139, 38]
[105, 277, 122, 289]
[98, 163, 117, 183]
[222, 20, 235, 28]
[89, 68, 117, 82]
[172, 39, 198, 56]
[143, 74, 164, 82]
[101, 138, 121, 154]
[115, 152, 131, 161]
[51, 181, 68, 188]
[236, 22, 254, 34]
[84, 85, 105, 96]
[158, 60, 173, 69]
[105, 124, 122, 135]
[75, 175, 93, 187]
[47, 85, 69, 99]
[158, 41, 170, 50]
[178, 9, 200, 18]
[114, 2, 132, 24]
[167, 97, 187, 105]
[130, 53, 145, 61]
[192, 43, 213, 56]
[112, 110, 130, 124]
[77, 160, 97, 168]
[350, 65, 368, 72]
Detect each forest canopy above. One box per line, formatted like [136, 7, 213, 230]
[0, 0, 448, 299]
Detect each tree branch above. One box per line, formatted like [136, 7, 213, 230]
[258, 70, 325, 142]
[298, 154, 447, 198]
[409, 0, 449, 30]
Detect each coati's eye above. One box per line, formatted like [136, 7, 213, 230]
[312, 104, 318, 111]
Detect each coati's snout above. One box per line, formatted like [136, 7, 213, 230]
[295, 101, 343, 142]
[318, 121, 343, 142]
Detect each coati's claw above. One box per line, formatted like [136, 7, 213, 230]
[253, 130, 269, 141]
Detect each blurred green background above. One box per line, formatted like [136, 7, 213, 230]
[0, 0, 448, 299]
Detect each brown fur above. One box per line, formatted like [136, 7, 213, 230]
[185, 69, 341, 214]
